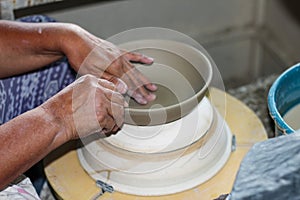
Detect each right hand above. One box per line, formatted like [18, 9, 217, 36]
[41, 74, 126, 139]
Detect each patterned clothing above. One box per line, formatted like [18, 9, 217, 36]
[0, 15, 76, 125]
[0, 15, 76, 197]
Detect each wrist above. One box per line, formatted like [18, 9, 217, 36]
[58, 23, 90, 71]
[39, 95, 75, 144]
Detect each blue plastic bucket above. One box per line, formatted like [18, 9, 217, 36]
[268, 63, 300, 136]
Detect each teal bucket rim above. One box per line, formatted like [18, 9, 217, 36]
[267, 63, 300, 134]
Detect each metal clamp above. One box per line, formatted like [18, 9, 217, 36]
[231, 134, 236, 152]
[96, 180, 114, 193]
[92, 180, 114, 200]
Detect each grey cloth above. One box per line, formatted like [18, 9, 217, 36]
[0, 15, 76, 125]
[229, 132, 300, 200]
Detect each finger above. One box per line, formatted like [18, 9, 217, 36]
[106, 102, 124, 128]
[101, 72, 128, 94]
[98, 78, 116, 91]
[111, 125, 120, 135]
[127, 89, 148, 105]
[129, 87, 156, 104]
[121, 72, 148, 104]
[96, 88, 128, 123]
[123, 63, 156, 103]
[122, 75, 151, 104]
[96, 110, 116, 134]
[103, 126, 114, 137]
[103, 89, 128, 107]
[133, 73, 158, 92]
[122, 50, 154, 64]
[104, 125, 120, 137]
[123, 59, 157, 92]
[99, 92, 124, 127]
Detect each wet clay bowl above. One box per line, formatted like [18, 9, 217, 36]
[120, 40, 213, 126]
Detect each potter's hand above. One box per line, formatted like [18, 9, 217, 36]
[63, 25, 157, 104]
[42, 74, 126, 139]
[0, 21, 156, 104]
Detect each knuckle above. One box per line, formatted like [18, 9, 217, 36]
[96, 110, 107, 122]
[112, 91, 124, 100]
[100, 78, 116, 88]
[110, 59, 122, 68]
[82, 74, 96, 81]
[108, 81, 116, 88]
[131, 51, 142, 57]
[79, 74, 97, 86]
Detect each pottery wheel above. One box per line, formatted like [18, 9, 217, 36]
[44, 88, 267, 200]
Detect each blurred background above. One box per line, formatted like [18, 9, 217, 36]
[2, 0, 300, 89]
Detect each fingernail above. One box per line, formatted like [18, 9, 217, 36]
[147, 57, 154, 62]
[135, 94, 147, 104]
[151, 83, 158, 91]
[138, 99, 147, 104]
[143, 56, 154, 64]
[147, 93, 156, 101]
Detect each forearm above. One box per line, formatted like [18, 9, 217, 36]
[0, 106, 68, 189]
[0, 20, 77, 78]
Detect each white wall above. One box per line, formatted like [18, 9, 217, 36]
[46, 0, 256, 39]
[43, 0, 288, 88]
[265, 0, 300, 66]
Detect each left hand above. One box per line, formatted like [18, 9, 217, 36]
[62, 24, 157, 104]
